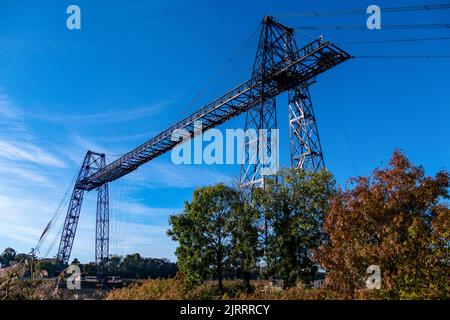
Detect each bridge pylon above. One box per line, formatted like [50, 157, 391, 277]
[240, 16, 324, 190]
[57, 151, 109, 265]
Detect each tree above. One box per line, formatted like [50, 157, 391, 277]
[168, 207, 210, 287]
[168, 184, 238, 293]
[0, 247, 16, 266]
[34, 259, 59, 278]
[121, 253, 144, 278]
[254, 168, 336, 288]
[106, 255, 122, 276]
[228, 189, 260, 291]
[81, 262, 98, 276]
[317, 151, 450, 299]
[70, 258, 80, 266]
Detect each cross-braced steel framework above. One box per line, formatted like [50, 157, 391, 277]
[288, 85, 324, 171]
[241, 17, 325, 189]
[240, 17, 280, 188]
[95, 156, 109, 264]
[57, 151, 109, 264]
[55, 17, 350, 265]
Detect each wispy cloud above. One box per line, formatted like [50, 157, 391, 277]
[114, 201, 180, 218]
[0, 91, 29, 138]
[0, 90, 69, 253]
[0, 94, 181, 261]
[111, 201, 181, 226]
[0, 162, 49, 183]
[0, 92, 22, 118]
[0, 139, 66, 168]
[126, 161, 232, 189]
[31, 101, 172, 124]
[0, 91, 64, 168]
[110, 222, 177, 261]
[94, 130, 158, 143]
[58, 134, 124, 166]
[0, 87, 224, 262]
[0, 192, 58, 249]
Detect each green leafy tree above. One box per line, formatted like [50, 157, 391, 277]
[81, 262, 98, 276]
[168, 184, 238, 293]
[255, 168, 336, 288]
[70, 258, 81, 266]
[228, 189, 260, 291]
[0, 248, 16, 266]
[121, 253, 144, 278]
[168, 208, 209, 287]
[106, 255, 122, 275]
[34, 259, 58, 277]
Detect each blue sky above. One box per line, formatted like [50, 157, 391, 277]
[0, 0, 449, 263]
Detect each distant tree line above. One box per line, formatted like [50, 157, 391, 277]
[168, 151, 450, 298]
[0, 249, 177, 280]
[72, 254, 177, 279]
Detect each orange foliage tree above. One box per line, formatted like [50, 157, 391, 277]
[317, 151, 449, 299]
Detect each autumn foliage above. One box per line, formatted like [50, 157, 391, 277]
[106, 277, 342, 300]
[317, 151, 450, 299]
[164, 150, 449, 300]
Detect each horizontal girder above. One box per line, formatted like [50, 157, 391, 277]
[78, 38, 351, 191]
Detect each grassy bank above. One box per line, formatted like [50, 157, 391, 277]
[106, 278, 346, 300]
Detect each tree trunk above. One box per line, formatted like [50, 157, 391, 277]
[217, 251, 224, 295]
[243, 270, 251, 292]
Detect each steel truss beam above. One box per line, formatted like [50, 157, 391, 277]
[78, 29, 350, 192]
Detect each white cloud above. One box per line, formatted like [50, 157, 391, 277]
[0, 163, 49, 183]
[0, 89, 70, 255]
[0, 88, 226, 263]
[0, 191, 59, 252]
[126, 160, 232, 189]
[110, 222, 177, 261]
[0, 90, 65, 169]
[31, 101, 172, 124]
[0, 139, 66, 168]
[113, 201, 180, 218]
[0, 92, 21, 118]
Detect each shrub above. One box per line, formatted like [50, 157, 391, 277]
[106, 277, 344, 300]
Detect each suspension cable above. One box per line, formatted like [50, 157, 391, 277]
[339, 35, 450, 45]
[34, 171, 78, 255]
[276, 3, 450, 18]
[296, 23, 450, 30]
[353, 55, 450, 59]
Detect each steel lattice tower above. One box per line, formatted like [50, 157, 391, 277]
[57, 151, 109, 265]
[240, 17, 280, 188]
[287, 41, 325, 171]
[240, 17, 324, 189]
[95, 156, 109, 264]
